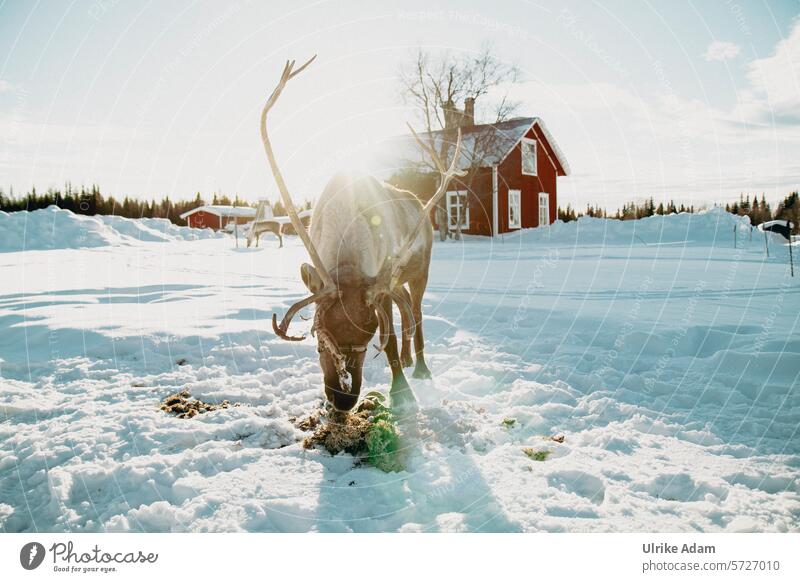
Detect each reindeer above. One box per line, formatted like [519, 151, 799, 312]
[247, 220, 283, 248]
[262, 56, 465, 411]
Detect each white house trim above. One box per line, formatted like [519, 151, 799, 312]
[446, 190, 469, 230]
[521, 137, 538, 176]
[538, 192, 550, 227]
[508, 189, 521, 229]
[492, 165, 499, 236]
[496, 118, 570, 176]
[530, 131, 560, 175]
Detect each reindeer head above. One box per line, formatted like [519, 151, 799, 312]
[272, 259, 416, 411]
[261, 56, 464, 411]
[300, 263, 382, 411]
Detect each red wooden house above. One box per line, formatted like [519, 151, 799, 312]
[179, 205, 256, 230]
[385, 106, 570, 236]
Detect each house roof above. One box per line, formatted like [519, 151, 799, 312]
[374, 117, 570, 177]
[179, 205, 257, 220]
[251, 209, 313, 225]
[760, 219, 794, 229]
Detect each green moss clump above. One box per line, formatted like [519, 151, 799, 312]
[523, 448, 551, 462]
[362, 392, 404, 472]
[365, 419, 403, 472]
[302, 391, 406, 473]
[502, 418, 516, 428]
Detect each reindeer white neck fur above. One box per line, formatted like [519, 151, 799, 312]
[311, 173, 428, 280]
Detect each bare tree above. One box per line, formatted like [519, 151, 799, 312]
[398, 45, 520, 240]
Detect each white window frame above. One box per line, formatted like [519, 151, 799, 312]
[521, 137, 538, 176]
[446, 190, 469, 230]
[539, 192, 549, 227]
[508, 189, 521, 229]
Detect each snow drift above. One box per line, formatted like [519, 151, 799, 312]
[0, 206, 222, 253]
[505, 207, 790, 253]
[0, 208, 797, 533]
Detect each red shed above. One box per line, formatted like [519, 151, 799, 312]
[179, 205, 256, 230]
[385, 114, 570, 236]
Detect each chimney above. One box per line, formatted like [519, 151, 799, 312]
[443, 99, 458, 130]
[463, 97, 475, 127]
[443, 97, 476, 129]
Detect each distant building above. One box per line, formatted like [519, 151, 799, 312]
[759, 220, 795, 241]
[179, 205, 256, 230]
[381, 101, 570, 236]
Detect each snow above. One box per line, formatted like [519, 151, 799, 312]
[1, 207, 798, 532]
[0, 206, 222, 253]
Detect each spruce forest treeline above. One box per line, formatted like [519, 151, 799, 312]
[1, 185, 797, 234]
[557, 193, 799, 234]
[0, 184, 302, 224]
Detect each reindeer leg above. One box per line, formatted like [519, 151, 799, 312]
[409, 275, 432, 379]
[381, 296, 414, 407]
[397, 286, 414, 368]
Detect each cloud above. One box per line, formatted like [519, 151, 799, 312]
[737, 22, 800, 125]
[704, 41, 741, 62]
[0, 80, 18, 93]
[501, 25, 800, 207]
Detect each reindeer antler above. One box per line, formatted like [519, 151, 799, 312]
[261, 55, 335, 292]
[389, 126, 467, 287]
[272, 289, 333, 341]
[262, 56, 340, 341]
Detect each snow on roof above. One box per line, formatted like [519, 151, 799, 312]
[759, 219, 795, 230]
[372, 117, 570, 177]
[179, 205, 257, 220]
[251, 208, 313, 225]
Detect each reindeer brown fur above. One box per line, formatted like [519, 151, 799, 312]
[262, 56, 465, 411]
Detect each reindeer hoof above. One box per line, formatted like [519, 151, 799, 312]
[390, 374, 410, 393]
[390, 377, 417, 411]
[412, 364, 432, 380]
[401, 354, 414, 368]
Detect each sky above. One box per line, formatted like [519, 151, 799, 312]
[0, 0, 798, 211]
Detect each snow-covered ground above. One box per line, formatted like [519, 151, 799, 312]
[1, 206, 798, 532]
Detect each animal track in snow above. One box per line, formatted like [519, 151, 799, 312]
[546, 470, 605, 505]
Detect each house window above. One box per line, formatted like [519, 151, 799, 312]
[508, 189, 521, 229]
[446, 190, 469, 230]
[539, 192, 549, 226]
[521, 138, 537, 176]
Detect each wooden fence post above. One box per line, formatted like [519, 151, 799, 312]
[788, 220, 794, 277]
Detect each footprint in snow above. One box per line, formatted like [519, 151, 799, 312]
[546, 470, 606, 505]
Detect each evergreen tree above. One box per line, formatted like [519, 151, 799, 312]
[558, 204, 577, 222]
[760, 194, 771, 224]
[775, 192, 799, 234]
